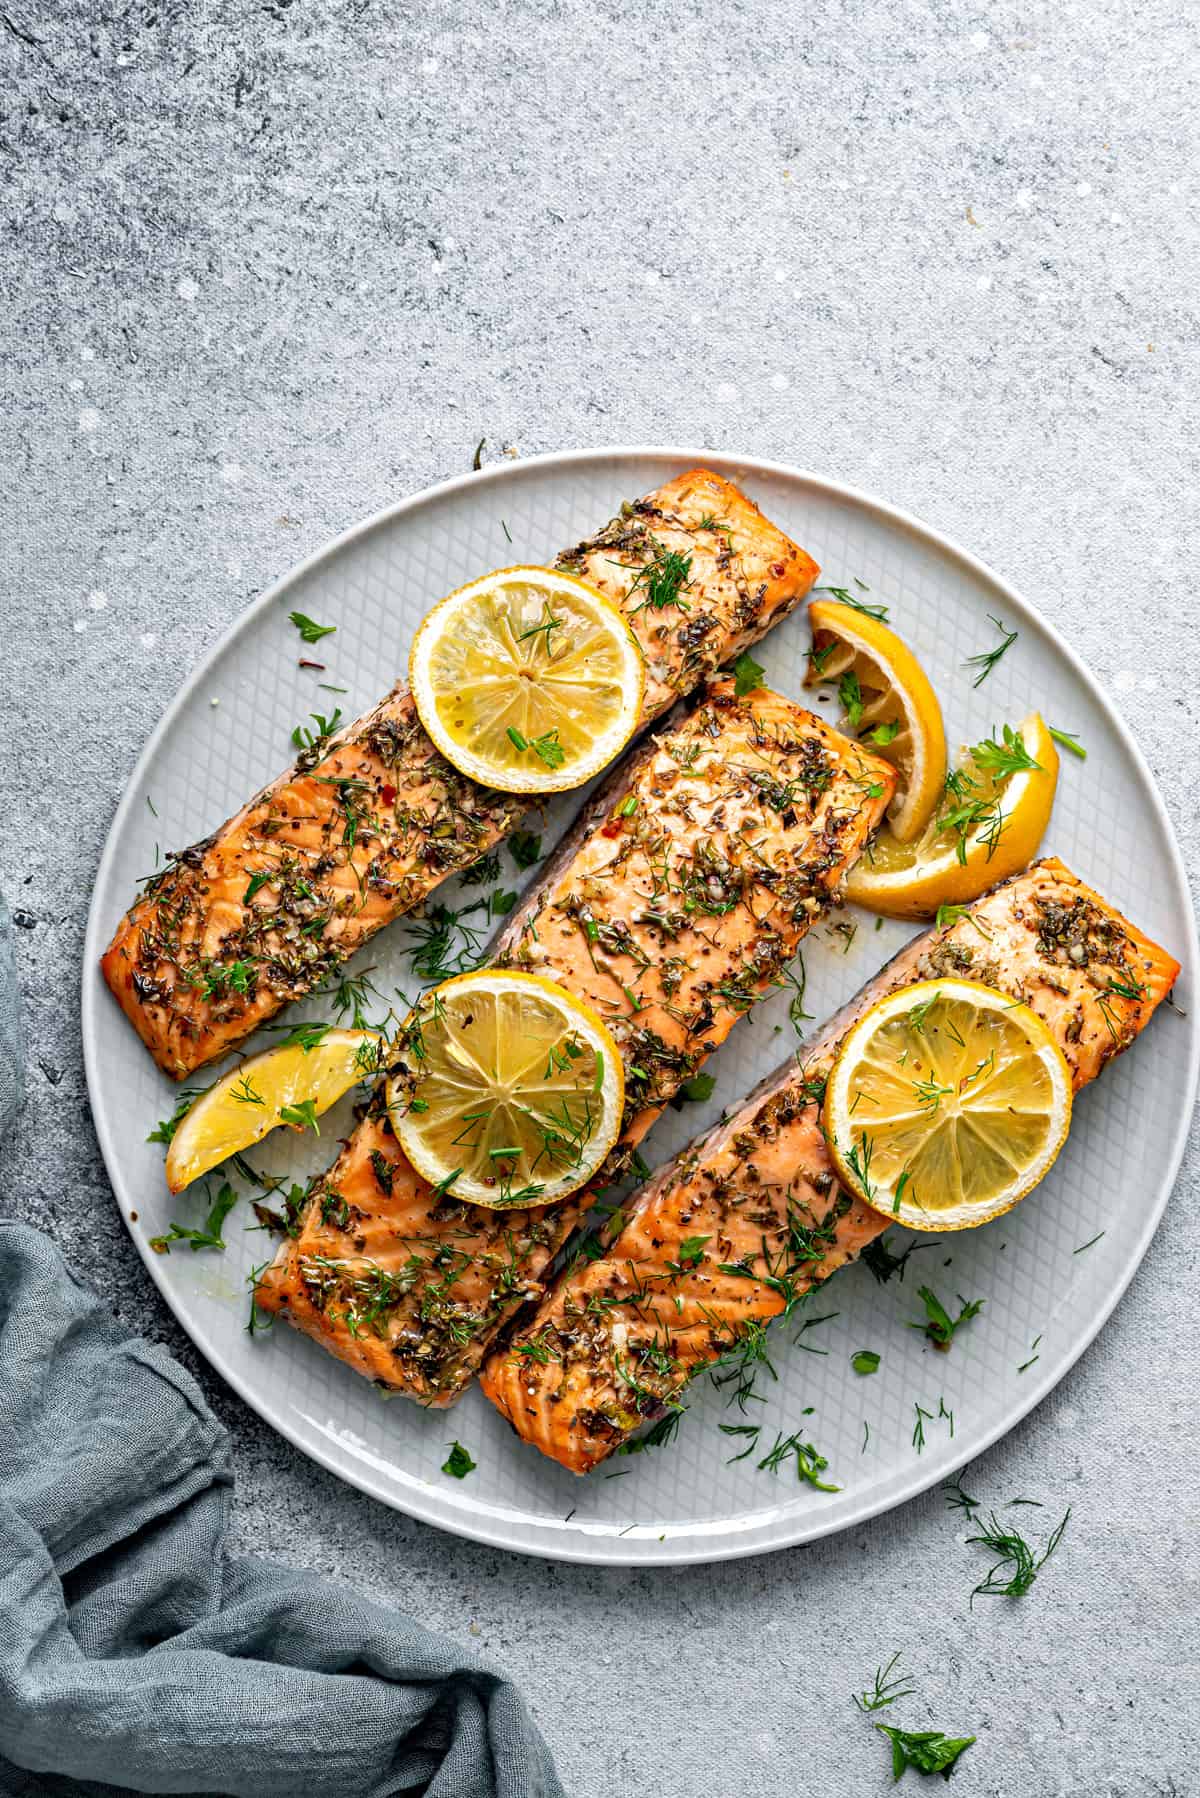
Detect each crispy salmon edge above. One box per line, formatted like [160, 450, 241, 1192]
[101, 467, 820, 1079]
[478, 855, 1181, 1469]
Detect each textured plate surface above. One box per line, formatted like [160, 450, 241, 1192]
[82, 449, 1198, 1565]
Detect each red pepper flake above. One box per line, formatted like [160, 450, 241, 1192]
[299, 658, 326, 670]
[771, 562, 786, 577]
[380, 784, 397, 806]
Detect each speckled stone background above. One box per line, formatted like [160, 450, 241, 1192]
[2, 2, 1198, 1794]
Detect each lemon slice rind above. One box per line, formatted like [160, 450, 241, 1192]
[824, 978, 1072, 1232]
[805, 598, 947, 842]
[844, 713, 1059, 920]
[164, 1027, 385, 1193]
[387, 969, 625, 1209]
[409, 567, 645, 795]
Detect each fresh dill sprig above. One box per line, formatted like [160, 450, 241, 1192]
[402, 900, 491, 984]
[619, 538, 693, 613]
[967, 1505, 1070, 1604]
[912, 1401, 933, 1452]
[460, 850, 502, 887]
[756, 1428, 840, 1491]
[853, 1651, 915, 1714]
[329, 968, 381, 1030]
[718, 1422, 762, 1463]
[965, 614, 1017, 687]
[942, 1476, 980, 1515]
[968, 723, 1041, 778]
[845, 1131, 876, 1202]
[618, 1411, 684, 1456]
[516, 604, 563, 651]
[812, 583, 890, 622]
[861, 1234, 931, 1285]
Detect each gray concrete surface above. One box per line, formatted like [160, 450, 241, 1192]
[2, 2, 1198, 1793]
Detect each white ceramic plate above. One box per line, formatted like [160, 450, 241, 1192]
[82, 449, 1198, 1565]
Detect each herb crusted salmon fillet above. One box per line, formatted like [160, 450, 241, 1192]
[251, 681, 896, 1401]
[101, 469, 819, 1079]
[480, 858, 1179, 1471]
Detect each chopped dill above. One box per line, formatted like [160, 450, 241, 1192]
[967, 1505, 1070, 1604]
[965, 613, 1017, 686]
[853, 1651, 915, 1714]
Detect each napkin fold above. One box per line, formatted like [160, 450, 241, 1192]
[0, 897, 564, 1798]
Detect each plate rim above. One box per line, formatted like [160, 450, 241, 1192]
[81, 445, 1200, 1565]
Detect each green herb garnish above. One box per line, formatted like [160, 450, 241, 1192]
[680, 1072, 716, 1103]
[509, 831, 542, 869]
[813, 583, 889, 621]
[965, 614, 1017, 687]
[150, 1182, 238, 1255]
[851, 1349, 881, 1376]
[967, 1506, 1070, 1603]
[876, 1725, 975, 1780]
[732, 650, 765, 696]
[853, 1651, 914, 1713]
[909, 1286, 983, 1350]
[442, 1441, 477, 1479]
[279, 1099, 320, 1133]
[1048, 725, 1087, 760]
[968, 723, 1040, 777]
[289, 611, 336, 645]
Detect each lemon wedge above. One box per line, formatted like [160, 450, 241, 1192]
[845, 714, 1059, 920]
[824, 978, 1072, 1231]
[409, 568, 645, 794]
[165, 1026, 385, 1192]
[806, 598, 947, 841]
[386, 969, 624, 1209]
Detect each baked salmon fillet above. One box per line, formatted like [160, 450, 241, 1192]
[481, 858, 1180, 1471]
[252, 681, 895, 1401]
[101, 469, 818, 1079]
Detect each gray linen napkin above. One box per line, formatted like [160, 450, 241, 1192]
[0, 896, 564, 1798]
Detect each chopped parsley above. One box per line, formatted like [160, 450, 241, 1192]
[150, 1182, 238, 1255]
[876, 1725, 976, 1780]
[288, 610, 336, 645]
[909, 1286, 983, 1351]
[732, 650, 765, 696]
[441, 1441, 477, 1479]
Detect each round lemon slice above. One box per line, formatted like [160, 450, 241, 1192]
[165, 1026, 385, 1192]
[805, 599, 947, 841]
[409, 568, 645, 794]
[824, 978, 1072, 1231]
[386, 970, 624, 1208]
[845, 713, 1059, 920]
